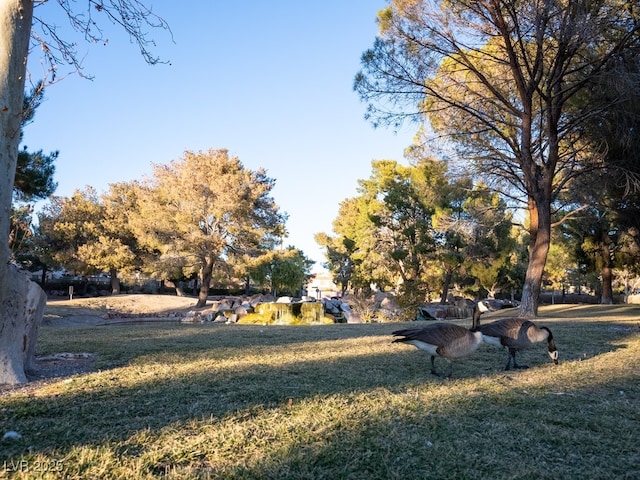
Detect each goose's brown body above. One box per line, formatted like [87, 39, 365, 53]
[392, 323, 483, 377]
[476, 317, 558, 370]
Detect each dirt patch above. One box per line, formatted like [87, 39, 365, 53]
[1, 295, 204, 394]
[0, 353, 98, 395]
[45, 294, 200, 318]
[42, 294, 203, 327]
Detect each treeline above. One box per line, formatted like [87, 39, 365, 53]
[11, 136, 640, 309]
[11, 149, 313, 307]
[316, 156, 640, 308]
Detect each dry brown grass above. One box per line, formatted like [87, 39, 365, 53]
[0, 299, 638, 479]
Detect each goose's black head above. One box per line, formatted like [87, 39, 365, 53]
[471, 300, 496, 329]
[542, 327, 559, 365]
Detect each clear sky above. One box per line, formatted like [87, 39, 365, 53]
[23, 1, 417, 272]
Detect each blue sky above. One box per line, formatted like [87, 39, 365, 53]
[24, 1, 417, 271]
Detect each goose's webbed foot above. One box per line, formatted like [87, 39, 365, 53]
[430, 356, 452, 378]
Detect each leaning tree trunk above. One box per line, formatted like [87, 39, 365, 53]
[0, 1, 34, 385]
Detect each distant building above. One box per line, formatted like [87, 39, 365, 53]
[307, 270, 338, 299]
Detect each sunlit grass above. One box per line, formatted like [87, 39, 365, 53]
[1, 305, 639, 479]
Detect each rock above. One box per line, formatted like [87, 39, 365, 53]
[212, 312, 228, 323]
[2, 431, 22, 441]
[346, 310, 363, 324]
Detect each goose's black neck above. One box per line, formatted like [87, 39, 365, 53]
[471, 305, 482, 330]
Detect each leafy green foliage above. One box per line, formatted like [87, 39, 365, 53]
[554, 52, 640, 302]
[314, 233, 358, 296]
[318, 157, 516, 303]
[10, 83, 58, 266]
[14, 82, 58, 202]
[13, 147, 58, 202]
[249, 248, 313, 297]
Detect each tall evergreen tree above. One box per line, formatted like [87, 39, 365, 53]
[355, 0, 640, 316]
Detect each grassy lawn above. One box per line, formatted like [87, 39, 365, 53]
[1, 302, 639, 479]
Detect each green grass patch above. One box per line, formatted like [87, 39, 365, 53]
[1, 305, 639, 479]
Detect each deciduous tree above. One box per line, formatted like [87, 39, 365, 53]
[37, 187, 103, 277]
[131, 149, 286, 308]
[89, 182, 143, 294]
[249, 248, 313, 297]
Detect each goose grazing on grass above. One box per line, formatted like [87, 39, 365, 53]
[392, 323, 484, 378]
[472, 316, 559, 370]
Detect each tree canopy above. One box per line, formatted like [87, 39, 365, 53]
[318, 156, 517, 310]
[131, 149, 287, 307]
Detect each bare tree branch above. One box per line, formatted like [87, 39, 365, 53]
[31, 0, 172, 81]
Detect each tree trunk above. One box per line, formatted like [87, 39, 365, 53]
[40, 266, 47, 287]
[244, 275, 251, 296]
[0, 265, 45, 385]
[0, 1, 34, 386]
[110, 268, 120, 295]
[600, 266, 614, 304]
[519, 197, 552, 318]
[597, 234, 614, 304]
[439, 269, 452, 304]
[197, 257, 214, 308]
[165, 280, 185, 297]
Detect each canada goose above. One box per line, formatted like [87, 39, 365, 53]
[473, 317, 559, 370]
[392, 323, 484, 378]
